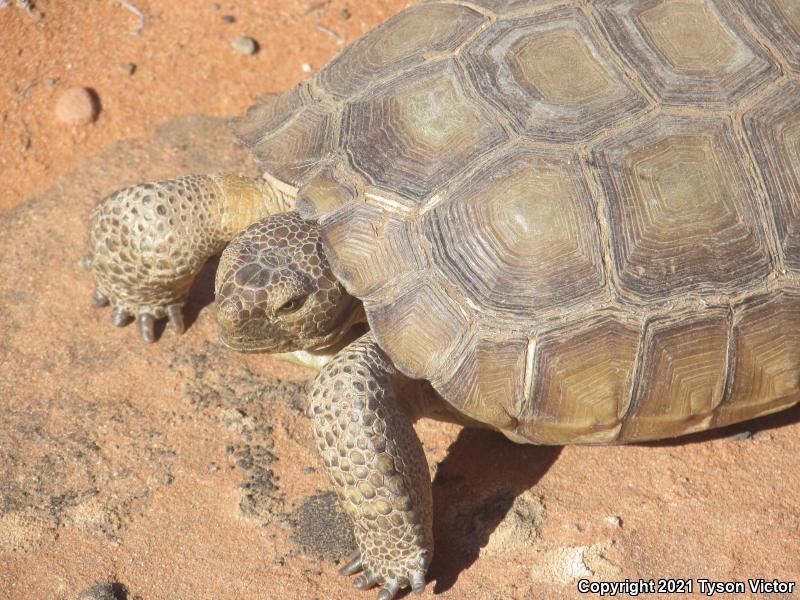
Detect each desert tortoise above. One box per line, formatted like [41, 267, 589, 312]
[87, 0, 800, 597]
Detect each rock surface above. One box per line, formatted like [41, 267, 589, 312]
[1, 116, 798, 600]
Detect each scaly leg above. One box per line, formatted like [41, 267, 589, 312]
[86, 174, 293, 342]
[309, 333, 432, 599]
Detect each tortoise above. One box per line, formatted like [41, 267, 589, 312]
[86, 0, 800, 597]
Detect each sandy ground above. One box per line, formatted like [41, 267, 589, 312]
[1, 2, 799, 600]
[0, 0, 409, 211]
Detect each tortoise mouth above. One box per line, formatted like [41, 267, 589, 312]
[216, 317, 301, 354]
[218, 331, 288, 354]
[218, 314, 369, 355]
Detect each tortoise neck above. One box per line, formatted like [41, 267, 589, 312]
[210, 173, 296, 240]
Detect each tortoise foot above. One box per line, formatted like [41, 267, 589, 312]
[342, 551, 426, 599]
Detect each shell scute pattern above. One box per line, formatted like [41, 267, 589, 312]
[421, 145, 606, 319]
[621, 309, 731, 441]
[315, 3, 486, 100]
[367, 273, 471, 381]
[455, 0, 553, 13]
[462, 6, 651, 142]
[233, 84, 309, 149]
[321, 202, 429, 299]
[592, 114, 773, 303]
[594, 0, 779, 106]
[238, 0, 800, 441]
[249, 101, 339, 187]
[717, 289, 800, 427]
[740, 0, 800, 74]
[744, 81, 800, 273]
[435, 330, 530, 433]
[341, 59, 509, 202]
[518, 313, 642, 444]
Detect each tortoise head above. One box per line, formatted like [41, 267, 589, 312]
[214, 211, 360, 353]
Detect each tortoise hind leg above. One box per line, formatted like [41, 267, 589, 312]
[309, 332, 432, 599]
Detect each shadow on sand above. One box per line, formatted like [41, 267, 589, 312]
[424, 399, 799, 594]
[429, 428, 561, 594]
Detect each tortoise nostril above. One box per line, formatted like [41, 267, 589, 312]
[217, 298, 245, 327]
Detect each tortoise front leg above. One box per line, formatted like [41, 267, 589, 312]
[87, 174, 293, 341]
[309, 332, 432, 599]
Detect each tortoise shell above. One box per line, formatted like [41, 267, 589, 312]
[234, 0, 800, 444]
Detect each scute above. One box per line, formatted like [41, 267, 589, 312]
[621, 310, 730, 442]
[342, 60, 508, 202]
[436, 331, 529, 434]
[233, 86, 307, 148]
[740, 0, 800, 74]
[422, 145, 605, 319]
[315, 4, 485, 100]
[460, 0, 555, 14]
[321, 203, 427, 298]
[463, 7, 648, 142]
[296, 165, 357, 219]
[744, 81, 800, 274]
[715, 290, 800, 427]
[593, 115, 772, 303]
[518, 314, 642, 444]
[596, 0, 778, 105]
[235, 91, 338, 188]
[367, 273, 470, 381]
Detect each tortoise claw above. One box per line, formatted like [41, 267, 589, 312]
[409, 570, 426, 595]
[339, 552, 364, 576]
[110, 306, 131, 327]
[137, 313, 156, 343]
[352, 571, 380, 590]
[340, 550, 425, 597]
[166, 304, 185, 335]
[377, 580, 400, 600]
[91, 290, 109, 307]
[102, 301, 183, 341]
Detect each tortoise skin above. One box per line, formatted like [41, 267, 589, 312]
[232, 0, 800, 444]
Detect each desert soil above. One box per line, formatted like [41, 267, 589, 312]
[1, 2, 799, 600]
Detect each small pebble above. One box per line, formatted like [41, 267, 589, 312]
[55, 86, 99, 125]
[339, 7, 351, 19]
[302, 63, 312, 73]
[120, 62, 136, 76]
[230, 35, 258, 55]
[44, 77, 58, 87]
[605, 515, 622, 528]
[221, 14, 235, 23]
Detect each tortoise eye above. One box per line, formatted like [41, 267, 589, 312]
[276, 295, 308, 316]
